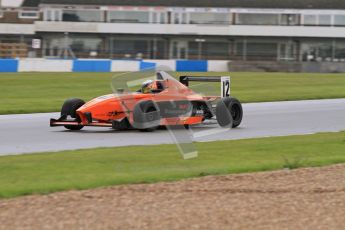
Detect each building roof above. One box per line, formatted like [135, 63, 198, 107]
[22, 0, 345, 9]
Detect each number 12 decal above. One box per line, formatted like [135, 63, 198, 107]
[221, 76, 230, 98]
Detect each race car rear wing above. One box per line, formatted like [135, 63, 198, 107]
[180, 75, 231, 98]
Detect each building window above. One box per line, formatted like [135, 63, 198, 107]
[301, 41, 333, 62]
[334, 15, 345, 26]
[246, 42, 278, 60]
[108, 11, 149, 23]
[70, 37, 103, 54]
[151, 12, 167, 24]
[303, 15, 317, 25]
[112, 39, 149, 58]
[160, 13, 166, 24]
[303, 14, 333, 26]
[237, 13, 279, 25]
[278, 42, 297, 61]
[188, 41, 229, 59]
[234, 41, 278, 61]
[189, 12, 230, 24]
[335, 41, 345, 60]
[172, 12, 188, 24]
[44, 9, 62, 21]
[318, 15, 332, 26]
[280, 14, 298, 25]
[62, 10, 102, 22]
[147, 39, 167, 59]
[18, 11, 40, 19]
[235, 42, 245, 58]
[0, 10, 3, 18]
[45, 36, 103, 58]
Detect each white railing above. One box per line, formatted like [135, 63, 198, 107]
[34, 21, 345, 38]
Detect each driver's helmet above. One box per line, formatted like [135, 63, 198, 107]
[141, 79, 156, 93]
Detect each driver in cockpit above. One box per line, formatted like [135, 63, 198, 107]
[141, 80, 156, 93]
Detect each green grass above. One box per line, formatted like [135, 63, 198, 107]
[0, 131, 344, 199]
[1, 72, 345, 114]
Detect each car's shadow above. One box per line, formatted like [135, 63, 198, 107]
[51, 124, 244, 134]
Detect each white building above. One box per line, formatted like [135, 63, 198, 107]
[1, 0, 345, 64]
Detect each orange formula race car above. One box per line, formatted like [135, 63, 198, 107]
[50, 71, 243, 131]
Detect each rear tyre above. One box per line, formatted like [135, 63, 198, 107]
[133, 100, 160, 132]
[61, 98, 85, 130]
[216, 97, 243, 128]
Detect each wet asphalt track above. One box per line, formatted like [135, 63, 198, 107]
[0, 99, 345, 156]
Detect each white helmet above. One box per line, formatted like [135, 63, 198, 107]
[141, 79, 154, 93]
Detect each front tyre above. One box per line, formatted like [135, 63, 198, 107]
[61, 98, 85, 130]
[133, 100, 160, 132]
[216, 97, 243, 128]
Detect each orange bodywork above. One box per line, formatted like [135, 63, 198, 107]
[51, 72, 219, 129]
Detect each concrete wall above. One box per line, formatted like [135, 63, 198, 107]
[176, 60, 208, 72]
[144, 59, 176, 71]
[229, 61, 302, 73]
[111, 60, 140, 72]
[0, 59, 18, 72]
[208, 61, 229, 72]
[2, 58, 345, 73]
[0, 59, 228, 72]
[229, 61, 345, 73]
[18, 59, 73, 72]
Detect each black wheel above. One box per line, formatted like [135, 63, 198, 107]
[133, 100, 160, 132]
[61, 98, 85, 130]
[216, 97, 243, 128]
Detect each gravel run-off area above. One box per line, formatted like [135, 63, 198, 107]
[1, 164, 345, 230]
